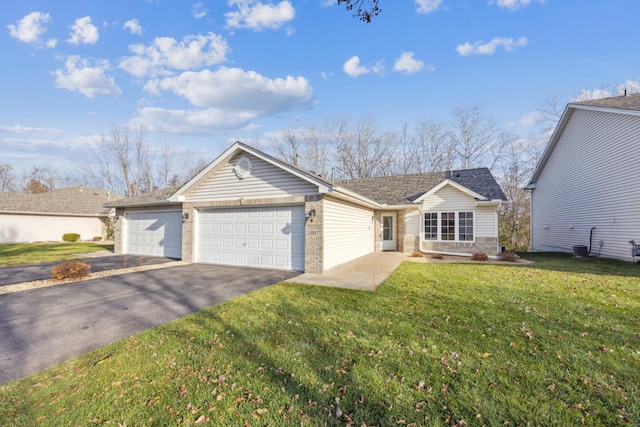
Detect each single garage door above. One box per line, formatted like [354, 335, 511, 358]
[198, 206, 305, 271]
[124, 210, 182, 258]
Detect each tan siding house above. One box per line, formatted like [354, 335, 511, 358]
[527, 93, 640, 261]
[0, 187, 117, 243]
[107, 142, 507, 273]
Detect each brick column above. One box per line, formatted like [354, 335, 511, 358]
[304, 195, 324, 274]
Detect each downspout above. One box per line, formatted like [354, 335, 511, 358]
[588, 226, 596, 256]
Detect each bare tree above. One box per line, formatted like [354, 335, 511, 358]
[273, 129, 303, 166]
[337, 0, 381, 22]
[89, 125, 153, 197]
[330, 116, 399, 179]
[415, 119, 456, 173]
[0, 163, 16, 192]
[21, 166, 56, 193]
[449, 105, 504, 170]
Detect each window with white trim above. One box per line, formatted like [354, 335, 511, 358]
[423, 211, 474, 242]
[424, 212, 438, 240]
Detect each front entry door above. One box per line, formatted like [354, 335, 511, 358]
[381, 213, 397, 251]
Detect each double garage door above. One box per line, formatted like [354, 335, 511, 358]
[198, 206, 305, 271]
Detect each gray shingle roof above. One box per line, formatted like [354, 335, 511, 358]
[0, 187, 119, 216]
[572, 93, 640, 111]
[337, 168, 507, 205]
[105, 186, 180, 208]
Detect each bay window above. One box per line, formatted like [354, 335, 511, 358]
[423, 211, 474, 242]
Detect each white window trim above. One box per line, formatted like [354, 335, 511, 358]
[421, 210, 476, 243]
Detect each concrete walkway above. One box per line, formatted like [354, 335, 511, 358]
[286, 251, 406, 291]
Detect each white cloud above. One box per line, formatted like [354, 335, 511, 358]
[137, 67, 313, 134]
[510, 110, 543, 127]
[226, 0, 295, 31]
[193, 2, 208, 18]
[343, 56, 370, 77]
[393, 52, 428, 74]
[131, 107, 257, 134]
[416, 0, 444, 14]
[0, 124, 65, 135]
[67, 16, 99, 45]
[119, 33, 229, 77]
[7, 11, 52, 45]
[46, 38, 57, 48]
[457, 36, 527, 56]
[52, 56, 121, 98]
[145, 67, 312, 110]
[343, 56, 386, 77]
[493, 0, 544, 11]
[123, 19, 142, 35]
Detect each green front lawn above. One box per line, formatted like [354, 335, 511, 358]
[1, 253, 638, 426]
[0, 242, 114, 266]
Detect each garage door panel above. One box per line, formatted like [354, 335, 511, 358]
[198, 206, 304, 271]
[125, 211, 182, 259]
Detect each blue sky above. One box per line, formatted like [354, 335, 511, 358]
[3, 0, 640, 178]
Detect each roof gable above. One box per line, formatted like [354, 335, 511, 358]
[529, 94, 640, 186]
[170, 141, 333, 202]
[413, 179, 487, 203]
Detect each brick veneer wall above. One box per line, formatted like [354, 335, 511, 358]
[421, 236, 498, 256]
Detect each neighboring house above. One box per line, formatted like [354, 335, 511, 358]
[106, 142, 507, 273]
[526, 93, 640, 260]
[0, 186, 117, 243]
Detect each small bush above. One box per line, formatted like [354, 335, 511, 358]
[430, 253, 444, 260]
[410, 251, 424, 258]
[62, 233, 81, 242]
[51, 260, 91, 280]
[498, 250, 520, 262]
[92, 236, 102, 242]
[471, 251, 489, 261]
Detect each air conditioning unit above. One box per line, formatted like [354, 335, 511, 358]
[572, 245, 588, 257]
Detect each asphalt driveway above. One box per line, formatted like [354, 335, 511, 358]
[0, 255, 177, 286]
[0, 263, 300, 385]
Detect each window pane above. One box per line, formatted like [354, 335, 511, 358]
[423, 212, 437, 240]
[459, 212, 474, 241]
[383, 217, 392, 240]
[441, 212, 455, 241]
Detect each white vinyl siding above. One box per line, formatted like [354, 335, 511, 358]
[197, 206, 305, 271]
[475, 205, 498, 237]
[421, 186, 476, 211]
[323, 198, 375, 270]
[418, 183, 498, 244]
[404, 209, 421, 236]
[184, 154, 319, 202]
[530, 108, 640, 260]
[124, 209, 182, 258]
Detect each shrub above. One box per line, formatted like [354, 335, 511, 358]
[92, 236, 102, 242]
[62, 233, 81, 242]
[51, 260, 91, 280]
[498, 250, 520, 262]
[410, 251, 424, 258]
[471, 251, 489, 261]
[430, 253, 444, 260]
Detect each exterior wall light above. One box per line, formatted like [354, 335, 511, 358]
[307, 209, 316, 222]
[182, 212, 189, 222]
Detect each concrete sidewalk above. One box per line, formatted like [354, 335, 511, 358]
[286, 251, 406, 291]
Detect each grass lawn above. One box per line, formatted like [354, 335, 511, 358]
[0, 242, 114, 266]
[0, 253, 638, 426]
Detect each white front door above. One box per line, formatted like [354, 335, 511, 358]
[381, 213, 397, 251]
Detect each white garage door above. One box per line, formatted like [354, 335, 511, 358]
[198, 206, 305, 271]
[125, 210, 182, 258]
